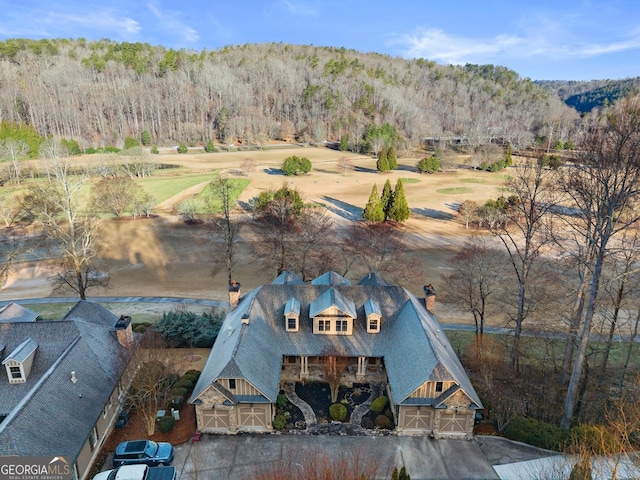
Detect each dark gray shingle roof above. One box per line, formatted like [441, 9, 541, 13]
[191, 273, 482, 410]
[0, 303, 39, 323]
[0, 302, 131, 460]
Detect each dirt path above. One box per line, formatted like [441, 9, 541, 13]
[155, 180, 212, 213]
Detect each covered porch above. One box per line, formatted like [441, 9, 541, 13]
[280, 355, 387, 386]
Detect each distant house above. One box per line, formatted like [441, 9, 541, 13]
[0, 302, 40, 323]
[0, 301, 134, 480]
[190, 271, 482, 438]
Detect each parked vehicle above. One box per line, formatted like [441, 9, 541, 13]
[112, 440, 174, 468]
[93, 464, 176, 480]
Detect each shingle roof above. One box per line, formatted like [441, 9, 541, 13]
[191, 273, 482, 410]
[2, 338, 38, 364]
[0, 302, 132, 460]
[0, 303, 39, 323]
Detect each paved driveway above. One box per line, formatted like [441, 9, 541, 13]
[163, 434, 554, 480]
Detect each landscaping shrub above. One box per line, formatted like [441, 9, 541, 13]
[276, 393, 288, 410]
[273, 414, 287, 430]
[155, 311, 224, 347]
[169, 396, 184, 410]
[370, 395, 389, 414]
[329, 403, 347, 422]
[375, 414, 393, 429]
[157, 416, 175, 433]
[170, 387, 188, 399]
[173, 378, 194, 390]
[504, 415, 567, 451]
[384, 408, 394, 421]
[132, 322, 152, 333]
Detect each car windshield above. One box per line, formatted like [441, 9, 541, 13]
[145, 441, 158, 457]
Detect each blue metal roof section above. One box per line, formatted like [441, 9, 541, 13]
[309, 287, 357, 318]
[310, 271, 351, 286]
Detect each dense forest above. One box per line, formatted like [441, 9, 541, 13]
[537, 77, 640, 114]
[0, 38, 583, 152]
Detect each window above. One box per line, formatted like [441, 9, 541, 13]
[229, 379, 236, 390]
[287, 317, 297, 331]
[9, 366, 21, 380]
[368, 318, 379, 332]
[89, 427, 98, 451]
[435, 381, 443, 393]
[318, 319, 330, 332]
[336, 319, 348, 332]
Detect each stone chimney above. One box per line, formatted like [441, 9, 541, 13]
[229, 280, 241, 310]
[424, 284, 436, 314]
[115, 315, 134, 348]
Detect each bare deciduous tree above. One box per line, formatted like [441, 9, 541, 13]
[91, 176, 139, 218]
[559, 95, 640, 429]
[20, 151, 107, 300]
[337, 156, 355, 176]
[127, 330, 178, 436]
[207, 177, 242, 286]
[322, 346, 349, 403]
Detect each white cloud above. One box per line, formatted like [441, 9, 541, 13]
[392, 26, 640, 64]
[146, 2, 200, 44]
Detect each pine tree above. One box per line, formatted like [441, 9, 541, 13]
[380, 179, 393, 220]
[376, 149, 390, 173]
[387, 180, 410, 222]
[362, 184, 384, 222]
[387, 145, 398, 170]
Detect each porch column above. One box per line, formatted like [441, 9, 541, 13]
[357, 356, 366, 377]
[300, 356, 309, 377]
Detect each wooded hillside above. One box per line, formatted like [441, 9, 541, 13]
[0, 38, 580, 150]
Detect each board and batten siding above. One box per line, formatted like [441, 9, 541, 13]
[221, 378, 261, 396]
[408, 381, 454, 399]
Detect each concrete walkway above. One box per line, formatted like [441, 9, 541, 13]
[283, 382, 317, 428]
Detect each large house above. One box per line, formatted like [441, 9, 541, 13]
[0, 301, 134, 480]
[190, 271, 483, 438]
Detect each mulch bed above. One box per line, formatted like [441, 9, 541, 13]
[295, 381, 372, 424]
[102, 403, 197, 453]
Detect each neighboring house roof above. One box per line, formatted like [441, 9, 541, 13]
[0, 303, 39, 323]
[272, 271, 304, 285]
[357, 272, 389, 286]
[0, 302, 131, 460]
[191, 272, 482, 410]
[310, 271, 351, 286]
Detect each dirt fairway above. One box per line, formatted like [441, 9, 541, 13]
[0, 146, 506, 317]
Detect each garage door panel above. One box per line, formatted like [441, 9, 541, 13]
[400, 406, 433, 430]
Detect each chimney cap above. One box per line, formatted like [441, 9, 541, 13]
[229, 281, 241, 292]
[424, 284, 435, 295]
[115, 315, 131, 330]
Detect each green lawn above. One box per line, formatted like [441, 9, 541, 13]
[137, 172, 221, 204]
[399, 178, 420, 184]
[436, 187, 471, 194]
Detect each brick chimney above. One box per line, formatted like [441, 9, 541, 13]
[229, 280, 241, 310]
[424, 284, 436, 313]
[115, 315, 133, 348]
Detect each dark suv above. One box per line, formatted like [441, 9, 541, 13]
[112, 440, 174, 467]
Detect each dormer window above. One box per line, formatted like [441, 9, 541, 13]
[364, 299, 382, 333]
[309, 288, 357, 336]
[284, 298, 300, 332]
[2, 338, 38, 384]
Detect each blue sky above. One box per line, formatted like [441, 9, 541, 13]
[1, 0, 640, 81]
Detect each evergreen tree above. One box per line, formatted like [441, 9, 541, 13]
[387, 145, 398, 170]
[141, 130, 151, 146]
[376, 149, 390, 173]
[362, 184, 384, 222]
[387, 180, 410, 222]
[380, 179, 393, 220]
[504, 143, 513, 167]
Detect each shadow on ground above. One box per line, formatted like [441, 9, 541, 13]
[322, 196, 362, 221]
[411, 207, 455, 220]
